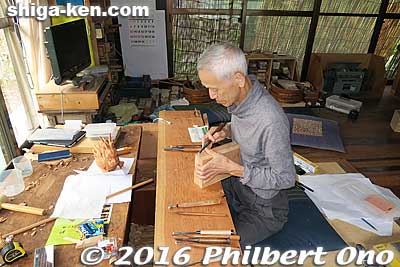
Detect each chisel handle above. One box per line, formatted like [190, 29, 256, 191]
[185, 234, 241, 241]
[1, 203, 46, 216]
[200, 230, 233, 235]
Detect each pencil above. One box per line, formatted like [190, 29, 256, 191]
[361, 218, 378, 231]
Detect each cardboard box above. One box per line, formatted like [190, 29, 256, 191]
[307, 53, 386, 98]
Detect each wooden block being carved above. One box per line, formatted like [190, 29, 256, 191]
[194, 142, 240, 189]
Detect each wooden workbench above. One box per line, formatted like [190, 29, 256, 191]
[0, 125, 141, 267]
[154, 111, 239, 265]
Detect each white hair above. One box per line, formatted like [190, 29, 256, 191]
[197, 43, 248, 80]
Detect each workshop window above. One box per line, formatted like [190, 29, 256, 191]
[244, 16, 311, 75]
[173, 0, 242, 9]
[172, 14, 241, 79]
[0, 30, 33, 146]
[313, 16, 376, 54]
[388, 0, 400, 13]
[320, 0, 381, 14]
[247, 0, 314, 11]
[376, 19, 400, 80]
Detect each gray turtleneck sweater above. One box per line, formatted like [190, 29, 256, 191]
[227, 76, 296, 199]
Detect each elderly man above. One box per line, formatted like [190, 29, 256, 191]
[195, 43, 296, 246]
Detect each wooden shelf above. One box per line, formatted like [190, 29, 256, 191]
[246, 54, 298, 89]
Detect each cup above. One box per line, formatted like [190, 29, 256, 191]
[0, 169, 25, 197]
[12, 155, 33, 177]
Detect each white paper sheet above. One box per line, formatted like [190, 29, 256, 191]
[74, 157, 135, 176]
[75, 174, 133, 204]
[64, 120, 82, 131]
[51, 175, 107, 219]
[299, 173, 399, 236]
[96, 175, 133, 204]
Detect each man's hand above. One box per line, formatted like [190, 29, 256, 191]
[195, 148, 244, 181]
[202, 124, 230, 146]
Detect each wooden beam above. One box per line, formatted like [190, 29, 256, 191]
[319, 12, 379, 17]
[194, 142, 240, 189]
[368, 0, 389, 54]
[385, 13, 400, 19]
[246, 9, 313, 17]
[166, 0, 174, 77]
[172, 8, 242, 16]
[301, 0, 322, 81]
[239, 0, 248, 49]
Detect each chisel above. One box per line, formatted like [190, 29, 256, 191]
[168, 198, 222, 209]
[174, 237, 231, 244]
[172, 230, 234, 236]
[198, 123, 226, 154]
[174, 212, 227, 217]
[175, 241, 241, 250]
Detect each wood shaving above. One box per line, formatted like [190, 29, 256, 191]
[23, 232, 28, 236]
[18, 202, 27, 206]
[31, 231, 36, 236]
[48, 205, 54, 210]
[32, 227, 37, 231]
[0, 217, 7, 223]
[25, 185, 34, 191]
[40, 224, 46, 227]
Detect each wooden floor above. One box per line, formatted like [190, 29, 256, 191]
[295, 88, 400, 196]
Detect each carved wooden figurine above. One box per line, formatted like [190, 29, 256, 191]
[93, 134, 124, 172]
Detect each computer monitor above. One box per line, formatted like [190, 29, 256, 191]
[45, 19, 91, 85]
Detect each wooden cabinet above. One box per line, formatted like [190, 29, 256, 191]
[35, 76, 111, 125]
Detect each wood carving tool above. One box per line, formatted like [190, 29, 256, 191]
[106, 178, 154, 200]
[2, 217, 57, 238]
[172, 230, 233, 236]
[164, 145, 201, 152]
[116, 146, 133, 155]
[0, 194, 46, 216]
[175, 241, 241, 250]
[182, 234, 241, 241]
[295, 181, 314, 192]
[168, 198, 222, 209]
[198, 123, 226, 154]
[174, 212, 227, 217]
[174, 237, 231, 244]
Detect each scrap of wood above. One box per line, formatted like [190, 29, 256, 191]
[64, 235, 103, 249]
[194, 142, 240, 189]
[41, 156, 73, 166]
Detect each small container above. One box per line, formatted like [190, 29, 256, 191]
[0, 169, 25, 197]
[12, 155, 33, 177]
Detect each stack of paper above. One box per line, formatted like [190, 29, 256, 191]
[299, 173, 400, 236]
[51, 157, 135, 219]
[83, 123, 118, 139]
[28, 128, 78, 141]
